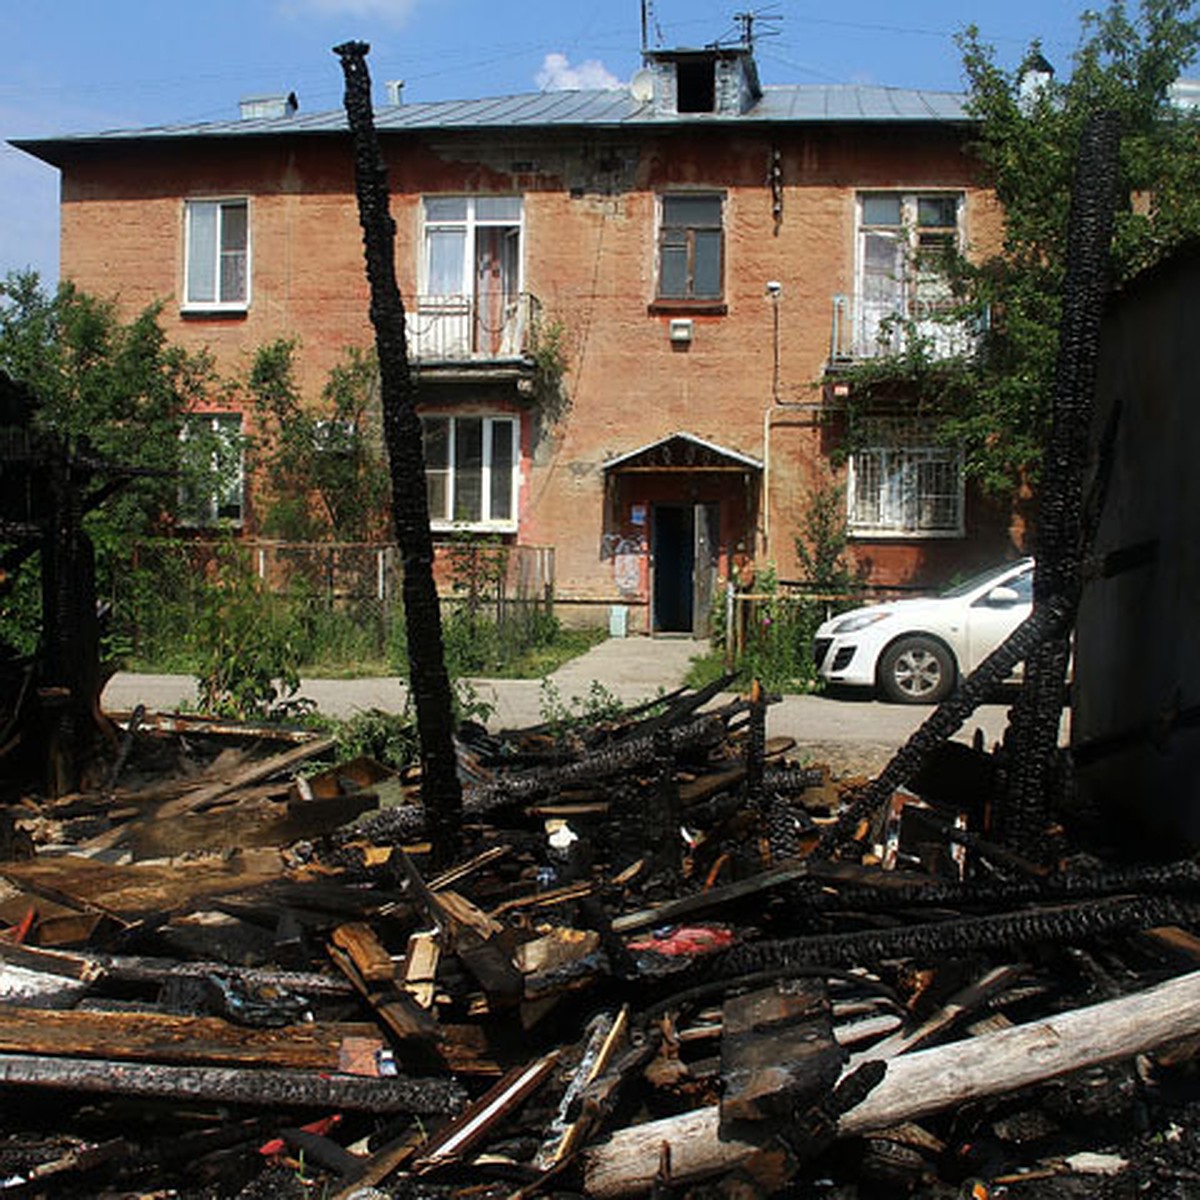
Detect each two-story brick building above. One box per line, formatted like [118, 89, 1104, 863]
[13, 42, 1017, 634]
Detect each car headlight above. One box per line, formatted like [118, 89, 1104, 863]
[830, 611, 893, 635]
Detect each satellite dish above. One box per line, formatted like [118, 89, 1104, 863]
[630, 68, 654, 103]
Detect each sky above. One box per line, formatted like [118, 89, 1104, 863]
[1, 0, 1109, 286]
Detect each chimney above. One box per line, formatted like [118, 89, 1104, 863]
[1017, 53, 1054, 113]
[238, 92, 299, 121]
[642, 47, 761, 116]
[385, 79, 405, 106]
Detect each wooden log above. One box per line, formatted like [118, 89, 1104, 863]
[0, 1052, 465, 1113]
[583, 969, 1200, 1197]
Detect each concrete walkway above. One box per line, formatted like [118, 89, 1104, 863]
[103, 634, 1018, 775]
[102, 635, 708, 730]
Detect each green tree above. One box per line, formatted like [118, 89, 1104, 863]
[248, 339, 390, 541]
[841, 1, 1200, 498]
[950, 0, 1200, 494]
[0, 272, 226, 615]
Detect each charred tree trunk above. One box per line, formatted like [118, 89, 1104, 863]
[335, 41, 462, 866]
[997, 111, 1121, 854]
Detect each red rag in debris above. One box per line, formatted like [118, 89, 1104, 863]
[627, 924, 735, 957]
[258, 1112, 342, 1156]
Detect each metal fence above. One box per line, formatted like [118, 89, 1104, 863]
[115, 539, 555, 667]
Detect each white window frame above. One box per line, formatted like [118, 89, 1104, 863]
[419, 196, 524, 297]
[847, 418, 964, 538]
[421, 413, 519, 533]
[854, 191, 963, 356]
[183, 198, 250, 312]
[656, 191, 725, 302]
[178, 412, 245, 527]
[415, 196, 524, 357]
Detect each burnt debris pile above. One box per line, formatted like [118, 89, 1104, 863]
[2, 679, 1200, 1200]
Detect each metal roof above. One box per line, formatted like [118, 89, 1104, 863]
[11, 81, 969, 158]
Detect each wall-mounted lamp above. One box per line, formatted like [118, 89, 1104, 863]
[669, 318, 694, 344]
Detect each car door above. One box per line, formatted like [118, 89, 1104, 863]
[962, 566, 1034, 674]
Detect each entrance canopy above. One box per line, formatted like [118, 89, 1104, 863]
[602, 432, 762, 474]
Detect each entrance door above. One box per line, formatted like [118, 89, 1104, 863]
[652, 503, 719, 634]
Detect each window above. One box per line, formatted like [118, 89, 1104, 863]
[416, 196, 523, 356]
[848, 418, 963, 537]
[184, 199, 249, 310]
[421, 414, 518, 530]
[657, 193, 723, 303]
[179, 413, 244, 526]
[855, 192, 962, 356]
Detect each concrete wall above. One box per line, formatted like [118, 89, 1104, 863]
[52, 117, 1013, 627]
[1074, 246, 1200, 851]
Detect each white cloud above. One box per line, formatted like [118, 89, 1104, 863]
[536, 53, 622, 92]
[279, 0, 418, 24]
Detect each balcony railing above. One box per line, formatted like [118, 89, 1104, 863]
[830, 291, 980, 365]
[407, 292, 538, 362]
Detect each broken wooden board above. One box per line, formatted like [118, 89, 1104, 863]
[411, 1049, 559, 1171]
[720, 978, 844, 1128]
[0, 849, 285, 920]
[0, 1007, 383, 1071]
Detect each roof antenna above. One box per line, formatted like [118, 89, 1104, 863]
[640, 0, 664, 53]
[729, 6, 782, 51]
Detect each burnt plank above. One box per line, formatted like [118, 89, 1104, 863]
[0, 1052, 465, 1113]
[719, 979, 844, 1128]
[0, 1006, 382, 1071]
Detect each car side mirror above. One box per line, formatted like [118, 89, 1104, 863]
[985, 585, 1021, 606]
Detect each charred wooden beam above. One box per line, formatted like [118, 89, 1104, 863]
[335, 39, 462, 867]
[1000, 110, 1121, 853]
[670, 894, 1200, 984]
[821, 594, 1073, 857]
[0, 1052, 466, 1113]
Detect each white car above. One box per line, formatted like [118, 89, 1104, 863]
[812, 558, 1035, 704]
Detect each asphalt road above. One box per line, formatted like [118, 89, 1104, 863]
[104, 634, 1027, 777]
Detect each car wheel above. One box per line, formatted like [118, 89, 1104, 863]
[879, 636, 954, 704]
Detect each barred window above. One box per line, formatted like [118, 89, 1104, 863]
[848, 418, 963, 537]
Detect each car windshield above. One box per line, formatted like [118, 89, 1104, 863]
[938, 562, 1028, 600]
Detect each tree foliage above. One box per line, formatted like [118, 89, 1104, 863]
[948, 0, 1200, 494]
[0, 271, 226, 573]
[842, 2, 1200, 499]
[248, 339, 390, 541]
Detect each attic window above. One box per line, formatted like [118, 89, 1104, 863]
[676, 60, 716, 113]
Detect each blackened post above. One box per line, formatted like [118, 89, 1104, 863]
[997, 111, 1121, 854]
[334, 41, 462, 866]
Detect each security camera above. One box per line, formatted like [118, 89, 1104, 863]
[765, 280, 782, 296]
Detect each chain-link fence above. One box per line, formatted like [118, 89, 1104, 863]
[114, 539, 555, 672]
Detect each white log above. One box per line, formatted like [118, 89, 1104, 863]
[583, 969, 1200, 1198]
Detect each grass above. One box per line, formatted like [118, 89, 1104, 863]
[124, 620, 607, 681]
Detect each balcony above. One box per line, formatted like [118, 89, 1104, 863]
[829, 291, 980, 367]
[407, 292, 538, 366]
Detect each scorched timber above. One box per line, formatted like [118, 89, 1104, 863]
[0, 1007, 383, 1071]
[0, 1052, 466, 1113]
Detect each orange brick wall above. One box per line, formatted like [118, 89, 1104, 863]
[54, 121, 1012, 625]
